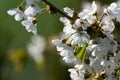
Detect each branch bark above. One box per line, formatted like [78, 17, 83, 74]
[41, 0, 73, 20]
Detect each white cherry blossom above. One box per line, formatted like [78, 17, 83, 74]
[24, 3, 41, 18]
[68, 65, 85, 80]
[78, 1, 97, 25]
[63, 7, 74, 17]
[63, 25, 76, 37]
[101, 16, 115, 33]
[68, 32, 90, 46]
[98, 37, 118, 53]
[104, 3, 120, 14]
[52, 39, 77, 63]
[104, 2, 120, 21]
[79, 1, 97, 16]
[7, 8, 26, 21]
[21, 19, 37, 35]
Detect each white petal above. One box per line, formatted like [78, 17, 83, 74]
[63, 25, 76, 36]
[52, 39, 61, 46]
[24, 3, 41, 17]
[22, 20, 37, 35]
[102, 21, 115, 33]
[29, 24, 37, 35]
[73, 19, 81, 29]
[92, 1, 97, 13]
[32, 27, 37, 35]
[15, 14, 23, 21]
[60, 17, 70, 25]
[78, 10, 89, 19]
[86, 15, 96, 25]
[7, 9, 17, 16]
[110, 3, 117, 9]
[63, 7, 74, 17]
[21, 20, 31, 27]
[104, 8, 108, 13]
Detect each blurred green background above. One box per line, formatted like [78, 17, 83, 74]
[0, 0, 116, 80]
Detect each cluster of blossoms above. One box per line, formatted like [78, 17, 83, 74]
[7, 0, 120, 80]
[52, 1, 120, 80]
[7, 0, 42, 35]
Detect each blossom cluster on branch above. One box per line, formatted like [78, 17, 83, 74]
[7, 0, 42, 35]
[52, 1, 120, 80]
[7, 0, 120, 80]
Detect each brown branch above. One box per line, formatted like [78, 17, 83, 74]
[41, 0, 73, 20]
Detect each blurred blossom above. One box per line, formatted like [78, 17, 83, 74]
[81, 1, 91, 9]
[9, 49, 27, 73]
[27, 35, 46, 65]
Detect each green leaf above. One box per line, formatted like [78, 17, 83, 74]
[76, 43, 88, 63]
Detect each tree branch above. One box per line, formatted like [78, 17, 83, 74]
[41, 0, 73, 20]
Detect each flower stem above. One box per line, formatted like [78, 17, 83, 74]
[41, 0, 73, 20]
[98, 14, 105, 26]
[19, 0, 25, 6]
[17, 0, 25, 10]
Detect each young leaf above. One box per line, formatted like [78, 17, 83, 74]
[76, 43, 88, 63]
